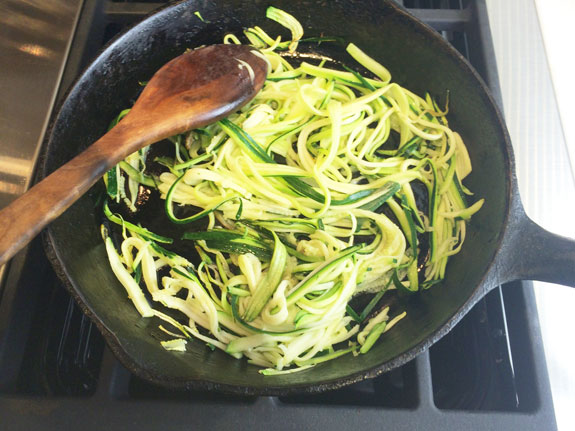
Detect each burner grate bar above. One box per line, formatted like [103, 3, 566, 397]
[409, 7, 472, 30]
[415, 351, 435, 409]
[0, 386, 557, 431]
[94, 348, 130, 400]
[105, 2, 163, 22]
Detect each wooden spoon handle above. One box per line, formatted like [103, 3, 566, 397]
[0, 125, 136, 266]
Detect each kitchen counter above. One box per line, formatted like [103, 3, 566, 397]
[486, 0, 575, 429]
[0, 0, 83, 287]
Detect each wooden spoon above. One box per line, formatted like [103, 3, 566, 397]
[0, 44, 268, 266]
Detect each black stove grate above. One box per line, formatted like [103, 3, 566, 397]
[404, 0, 469, 9]
[0, 1, 556, 429]
[13, 273, 104, 397]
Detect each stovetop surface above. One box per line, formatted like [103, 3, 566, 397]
[0, 1, 557, 429]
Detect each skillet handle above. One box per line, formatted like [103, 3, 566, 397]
[499, 210, 575, 288]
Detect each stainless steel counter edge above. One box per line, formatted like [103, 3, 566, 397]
[0, 0, 85, 288]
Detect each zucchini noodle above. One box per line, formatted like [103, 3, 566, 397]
[101, 7, 483, 374]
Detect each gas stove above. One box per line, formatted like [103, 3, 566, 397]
[0, 1, 557, 429]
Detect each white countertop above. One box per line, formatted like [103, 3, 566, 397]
[487, 1, 575, 429]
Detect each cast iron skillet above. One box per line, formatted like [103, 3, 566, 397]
[40, 0, 575, 395]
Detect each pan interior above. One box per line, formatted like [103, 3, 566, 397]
[43, 0, 510, 392]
